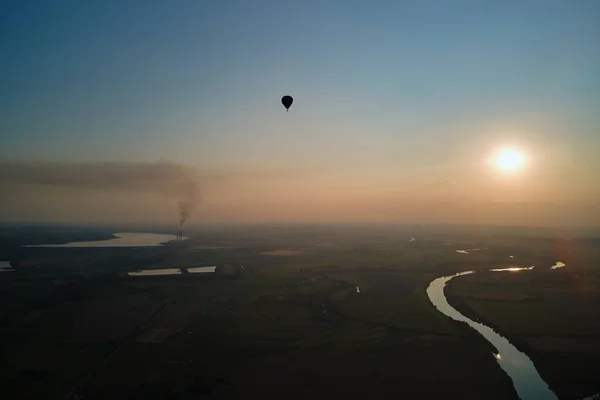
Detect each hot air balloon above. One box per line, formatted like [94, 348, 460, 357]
[281, 95, 293, 111]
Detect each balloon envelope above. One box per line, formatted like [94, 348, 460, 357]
[281, 95, 293, 110]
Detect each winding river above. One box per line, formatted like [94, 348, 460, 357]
[427, 269, 557, 400]
[427, 262, 600, 400]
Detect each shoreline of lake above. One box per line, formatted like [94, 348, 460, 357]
[22, 232, 181, 248]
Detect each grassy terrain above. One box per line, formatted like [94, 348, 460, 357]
[0, 224, 599, 399]
[446, 265, 600, 400]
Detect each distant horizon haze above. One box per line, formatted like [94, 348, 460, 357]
[1, 1, 598, 226]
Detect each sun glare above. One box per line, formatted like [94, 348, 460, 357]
[492, 149, 526, 172]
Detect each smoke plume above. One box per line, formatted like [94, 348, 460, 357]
[177, 178, 199, 228]
[0, 160, 217, 226]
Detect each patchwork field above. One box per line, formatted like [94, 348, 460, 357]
[1, 224, 599, 399]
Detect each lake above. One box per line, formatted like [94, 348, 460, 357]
[128, 268, 182, 276]
[127, 266, 216, 276]
[550, 261, 566, 270]
[24, 232, 181, 248]
[456, 249, 480, 254]
[188, 266, 217, 274]
[0, 261, 14, 272]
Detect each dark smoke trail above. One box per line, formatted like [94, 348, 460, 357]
[178, 201, 189, 228]
[177, 178, 199, 228]
[0, 160, 216, 226]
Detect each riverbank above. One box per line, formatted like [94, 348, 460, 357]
[445, 270, 600, 400]
[428, 272, 556, 399]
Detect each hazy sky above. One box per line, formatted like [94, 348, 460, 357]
[1, 1, 599, 226]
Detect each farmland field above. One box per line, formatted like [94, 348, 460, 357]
[0, 224, 599, 399]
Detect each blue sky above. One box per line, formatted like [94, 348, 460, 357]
[1, 0, 599, 224]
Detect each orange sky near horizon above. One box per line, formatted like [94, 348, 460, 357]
[1, 150, 598, 227]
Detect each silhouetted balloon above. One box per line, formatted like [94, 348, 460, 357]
[281, 95, 293, 111]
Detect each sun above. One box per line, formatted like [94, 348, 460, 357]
[493, 149, 526, 172]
